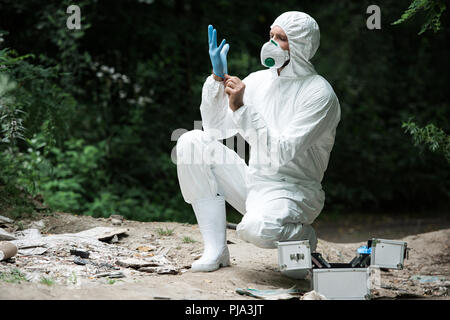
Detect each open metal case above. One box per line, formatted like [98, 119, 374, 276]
[277, 238, 409, 300]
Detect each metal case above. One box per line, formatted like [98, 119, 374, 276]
[370, 238, 407, 269]
[277, 240, 312, 271]
[313, 266, 371, 300]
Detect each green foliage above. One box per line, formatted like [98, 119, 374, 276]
[40, 276, 55, 286]
[392, 0, 447, 34]
[0, 74, 25, 146]
[1, 0, 449, 220]
[182, 236, 196, 243]
[0, 269, 28, 284]
[402, 120, 450, 163]
[156, 227, 175, 236]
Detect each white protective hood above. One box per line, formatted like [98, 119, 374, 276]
[270, 11, 320, 78]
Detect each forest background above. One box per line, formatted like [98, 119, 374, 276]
[0, 0, 448, 224]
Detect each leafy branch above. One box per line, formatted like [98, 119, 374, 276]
[392, 0, 447, 34]
[402, 120, 450, 163]
[0, 74, 26, 147]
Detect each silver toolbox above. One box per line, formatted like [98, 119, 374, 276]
[313, 266, 371, 300]
[370, 238, 408, 269]
[277, 240, 312, 271]
[277, 240, 312, 279]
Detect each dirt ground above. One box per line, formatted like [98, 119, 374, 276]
[0, 211, 449, 300]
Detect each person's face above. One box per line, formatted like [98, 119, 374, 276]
[269, 26, 289, 51]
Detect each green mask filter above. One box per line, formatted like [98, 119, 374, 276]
[260, 39, 290, 68]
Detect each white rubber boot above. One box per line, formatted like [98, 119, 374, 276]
[191, 196, 230, 272]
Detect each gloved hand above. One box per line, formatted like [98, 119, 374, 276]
[208, 24, 230, 79]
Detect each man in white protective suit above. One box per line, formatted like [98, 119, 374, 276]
[176, 11, 341, 272]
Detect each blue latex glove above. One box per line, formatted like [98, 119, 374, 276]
[208, 24, 230, 78]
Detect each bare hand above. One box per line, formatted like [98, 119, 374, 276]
[224, 74, 245, 111]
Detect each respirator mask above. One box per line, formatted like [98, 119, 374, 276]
[260, 39, 290, 68]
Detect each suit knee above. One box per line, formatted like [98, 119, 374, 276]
[176, 130, 207, 165]
[236, 214, 281, 249]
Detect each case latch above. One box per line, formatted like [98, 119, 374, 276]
[290, 253, 305, 262]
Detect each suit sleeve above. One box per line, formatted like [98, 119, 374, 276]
[199, 75, 238, 140]
[230, 85, 340, 169]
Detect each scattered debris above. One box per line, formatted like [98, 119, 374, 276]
[139, 266, 179, 275]
[74, 227, 128, 242]
[93, 271, 125, 279]
[29, 220, 46, 231]
[0, 211, 448, 300]
[116, 254, 171, 269]
[19, 247, 48, 256]
[435, 286, 448, 296]
[409, 275, 446, 284]
[110, 235, 119, 244]
[235, 286, 305, 300]
[0, 229, 16, 241]
[110, 215, 124, 226]
[136, 245, 156, 252]
[73, 256, 88, 265]
[15, 229, 42, 239]
[301, 290, 328, 300]
[70, 249, 90, 259]
[0, 215, 14, 224]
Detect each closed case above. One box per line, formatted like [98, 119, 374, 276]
[277, 240, 312, 271]
[313, 266, 371, 300]
[370, 238, 408, 269]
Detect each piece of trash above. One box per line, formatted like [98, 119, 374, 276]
[95, 262, 120, 270]
[435, 286, 448, 296]
[110, 235, 119, 243]
[30, 220, 46, 230]
[111, 219, 122, 226]
[236, 286, 305, 300]
[136, 245, 156, 252]
[139, 266, 179, 275]
[157, 246, 173, 257]
[74, 227, 128, 242]
[153, 296, 171, 300]
[301, 290, 327, 300]
[116, 256, 168, 269]
[409, 275, 446, 283]
[14, 228, 42, 239]
[0, 215, 14, 224]
[70, 249, 90, 259]
[110, 215, 124, 221]
[0, 241, 18, 261]
[226, 240, 235, 244]
[0, 228, 17, 241]
[18, 247, 48, 256]
[204, 279, 213, 283]
[74, 256, 89, 265]
[93, 271, 125, 279]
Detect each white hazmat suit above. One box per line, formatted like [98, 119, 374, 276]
[176, 11, 341, 272]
